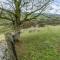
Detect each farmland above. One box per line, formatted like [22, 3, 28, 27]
[0, 17, 60, 60]
[16, 25, 60, 60]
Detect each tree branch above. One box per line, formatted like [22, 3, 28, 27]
[22, 1, 50, 22]
[29, 5, 49, 20]
[0, 16, 12, 21]
[0, 7, 15, 15]
[26, 0, 50, 16]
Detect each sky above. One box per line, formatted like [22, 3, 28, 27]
[47, 0, 60, 14]
[0, 0, 60, 14]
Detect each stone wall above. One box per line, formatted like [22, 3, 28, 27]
[0, 34, 18, 60]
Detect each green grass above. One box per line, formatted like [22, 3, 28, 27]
[0, 24, 60, 60]
[16, 25, 60, 60]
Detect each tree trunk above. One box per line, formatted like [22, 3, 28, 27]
[12, 18, 21, 42]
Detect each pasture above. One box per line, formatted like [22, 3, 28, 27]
[0, 25, 60, 60]
[16, 25, 60, 60]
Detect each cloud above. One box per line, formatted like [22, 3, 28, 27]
[45, 1, 60, 14]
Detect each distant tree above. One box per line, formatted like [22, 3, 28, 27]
[0, 0, 53, 41]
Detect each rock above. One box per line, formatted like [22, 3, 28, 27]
[0, 34, 17, 60]
[0, 40, 16, 60]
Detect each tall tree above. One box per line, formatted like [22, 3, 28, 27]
[0, 0, 53, 41]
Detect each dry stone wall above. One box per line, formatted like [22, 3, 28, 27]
[0, 34, 17, 60]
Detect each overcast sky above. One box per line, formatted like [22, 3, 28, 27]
[0, 0, 60, 14]
[48, 0, 60, 14]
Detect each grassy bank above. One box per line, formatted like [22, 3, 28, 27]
[0, 25, 60, 60]
[15, 25, 60, 60]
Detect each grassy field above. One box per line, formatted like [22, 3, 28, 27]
[15, 25, 60, 60]
[0, 25, 60, 60]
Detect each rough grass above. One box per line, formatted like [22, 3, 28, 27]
[15, 25, 60, 60]
[0, 25, 60, 60]
[0, 25, 12, 41]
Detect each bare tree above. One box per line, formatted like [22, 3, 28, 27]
[0, 0, 53, 41]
